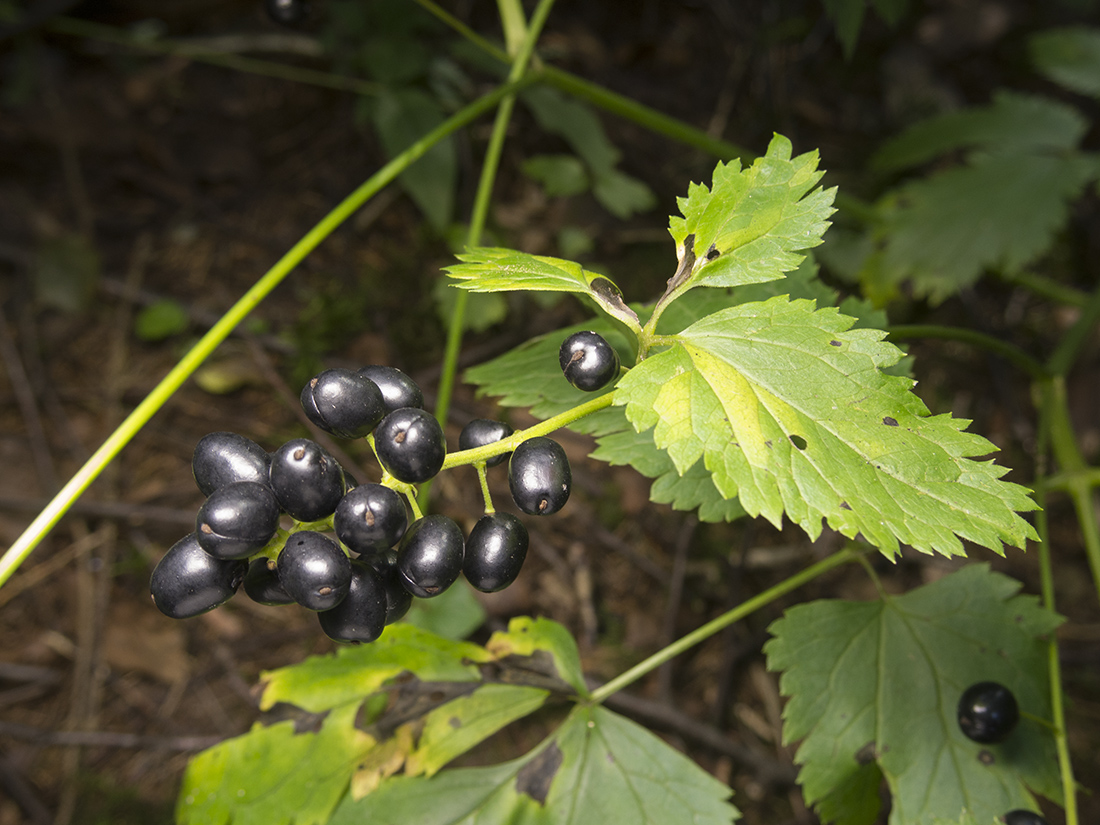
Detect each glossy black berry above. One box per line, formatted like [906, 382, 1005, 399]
[277, 531, 352, 611]
[192, 432, 270, 496]
[958, 681, 1019, 744]
[374, 408, 446, 484]
[459, 419, 514, 467]
[358, 365, 424, 413]
[366, 550, 413, 625]
[464, 512, 529, 592]
[196, 481, 280, 560]
[243, 558, 295, 605]
[509, 437, 571, 515]
[300, 368, 386, 439]
[269, 439, 345, 522]
[318, 559, 387, 644]
[334, 484, 407, 556]
[397, 514, 464, 598]
[559, 330, 620, 392]
[264, 0, 311, 26]
[150, 533, 247, 619]
[1004, 811, 1048, 825]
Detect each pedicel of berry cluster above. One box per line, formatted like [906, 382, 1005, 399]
[150, 335, 622, 644]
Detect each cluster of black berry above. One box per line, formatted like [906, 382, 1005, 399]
[149, 335, 618, 644]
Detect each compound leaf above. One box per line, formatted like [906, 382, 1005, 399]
[329, 704, 739, 825]
[764, 564, 1062, 825]
[1030, 26, 1100, 99]
[615, 296, 1037, 559]
[667, 135, 836, 293]
[178, 621, 584, 825]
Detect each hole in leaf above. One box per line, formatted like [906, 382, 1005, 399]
[789, 434, 807, 450]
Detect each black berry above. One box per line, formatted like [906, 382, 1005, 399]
[358, 365, 424, 413]
[277, 531, 352, 611]
[1004, 811, 1048, 825]
[196, 481, 280, 560]
[334, 483, 408, 556]
[243, 558, 295, 605]
[318, 559, 387, 644]
[958, 681, 1019, 743]
[374, 408, 446, 484]
[464, 512, 529, 592]
[269, 438, 345, 522]
[509, 437, 571, 515]
[150, 533, 247, 619]
[459, 419, 514, 467]
[397, 514, 464, 598]
[366, 550, 413, 625]
[300, 368, 386, 439]
[192, 432, 270, 496]
[559, 330, 620, 392]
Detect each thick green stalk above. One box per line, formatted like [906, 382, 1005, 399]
[588, 548, 856, 704]
[1000, 269, 1088, 309]
[886, 324, 1047, 381]
[0, 78, 532, 589]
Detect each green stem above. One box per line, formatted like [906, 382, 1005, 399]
[1000, 269, 1088, 309]
[0, 77, 533, 590]
[1047, 281, 1100, 377]
[476, 464, 495, 514]
[1044, 466, 1100, 492]
[886, 325, 1047, 381]
[440, 391, 615, 471]
[588, 548, 857, 704]
[48, 17, 382, 97]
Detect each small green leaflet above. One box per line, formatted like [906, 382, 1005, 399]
[1030, 26, 1100, 100]
[328, 704, 739, 825]
[176, 619, 583, 825]
[667, 134, 836, 293]
[764, 565, 1062, 825]
[446, 247, 641, 331]
[871, 91, 1088, 173]
[821, 0, 909, 58]
[615, 296, 1037, 558]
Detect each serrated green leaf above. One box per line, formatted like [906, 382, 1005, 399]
[330, 705, 739, 825]
[178, 622, 586, 825]
[872, 91, 1088, 173]
[373, 88, 456, 231]
[821, 0, 909, 57]
[764, 565, 1062, 825]
[446, 247, 640, 330]
[592, 168, 657, 219]
[615, 296, 1037, 558]
[880, 152, 1099, 301]
[667, 135, 836, 293]
[1030, 26, 1100, 99]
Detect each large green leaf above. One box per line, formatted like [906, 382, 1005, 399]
[666, 134, 836, 293]
[871, 91, 1088, 173]
[177, 620, 583, 825]
[615, 296, 1037, 558]
[764, 565, 1062, 825]
[329, 704, 739, 825]
[878, 151, 1100, 301]
[1030, 26, 1100, 100]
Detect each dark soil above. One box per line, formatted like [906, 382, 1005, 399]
[0, 1, 1097, 824]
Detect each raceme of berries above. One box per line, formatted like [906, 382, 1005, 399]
[318, 559, 388, 644]
[459, 418, 514, 467]
[559, 330, 620, 392]
[463, 512, 529, 593]
[1003, 811, 1048, 825]
[957, 681, 1020, 744]
[509, 436, 572, 515]
[196, 480, 280, 560]
[269, 438, 346, 522]
[334, 483, 408, 556]
[301, 368, 386, 439]
[374, 407, 447, 484]
[150, 533, 248, 619]
[192, 431, 271, 496]
[277, 530, 353, 611]
[397, 514, 465, 598]
[358, 365, 425, 413]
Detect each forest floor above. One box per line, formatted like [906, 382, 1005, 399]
[0, 1, 1098, 823]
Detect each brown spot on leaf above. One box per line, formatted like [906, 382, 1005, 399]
[830, 340, 842, 347]
[705, 243, 720, 261]
[855, 741, 876, 765]
[840, 501, 852, 510]
[354, 676, 479, 738]
[261, 702, 329, 734]
[883, 417, 899, 427]
[789, 435, 807, 450]
[449, 717, 462, 729]
[978, 749, 995, 765]
[515, 742, 563, 805]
